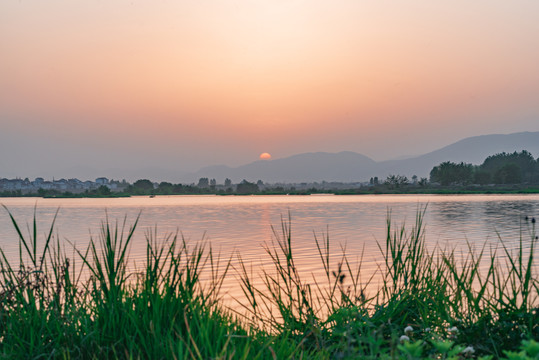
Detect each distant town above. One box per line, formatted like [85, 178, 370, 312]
[0, 177, 127, 194]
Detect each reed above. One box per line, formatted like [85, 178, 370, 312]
[0, 207, 312, 359]
[236, 209, 538, 359]
[0, 206, 537, 359]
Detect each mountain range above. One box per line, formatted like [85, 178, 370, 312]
[186, 131, 539, 183]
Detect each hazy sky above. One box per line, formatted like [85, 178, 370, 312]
[1, 1, 539, 180]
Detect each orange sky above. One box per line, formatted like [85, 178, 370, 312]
[1, 1, 538, 179]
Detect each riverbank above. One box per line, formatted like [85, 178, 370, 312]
[2, 184, 539, 198]
[0, 208, 537, 359]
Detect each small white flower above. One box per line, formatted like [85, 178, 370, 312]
[461, 346, 475, 355]
[448, 326, 458, 333]
[404, 326, 413, 334]
[399, 335, 410, 343]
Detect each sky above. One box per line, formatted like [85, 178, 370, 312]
[1, 0, 539, 181]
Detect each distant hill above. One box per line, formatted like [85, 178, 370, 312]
[185, 131, 539, 183]
[193, 151, 378, 183]
[375, 131, 539, 179]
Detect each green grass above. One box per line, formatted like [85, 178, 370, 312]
[0, 206, 537, 359]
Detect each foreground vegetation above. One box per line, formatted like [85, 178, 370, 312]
[0, 207, 537, 359]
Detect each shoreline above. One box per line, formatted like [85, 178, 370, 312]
[1, 185, 539, 198]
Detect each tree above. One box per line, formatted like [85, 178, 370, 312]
[133, 179, 154, 192]
[494, 163, 522, 184]
[158, 182, 174, 194]
[370, 176, 380, 185]
[429, 150, 539, 186]
[384, 174, 409, 189]
[479, 151, 537, 184]
[197, 178, 209, 188]
[236, 180, 259, 193]
[97, 185, 111, 196]
[473, 171, 491, 185]
[430, 162, 473, 185]
[224, 178, 232, 187]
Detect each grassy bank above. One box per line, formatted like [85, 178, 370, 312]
[3, 183, 539, 198]
[0, 207, 537, 359]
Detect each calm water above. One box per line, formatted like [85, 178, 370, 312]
[0, 194, 538, 303]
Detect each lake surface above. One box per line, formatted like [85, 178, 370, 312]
[1, 194, 538, 305]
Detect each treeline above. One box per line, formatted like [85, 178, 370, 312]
[126, 178, 262, 195]
[430, 150, 539, 185]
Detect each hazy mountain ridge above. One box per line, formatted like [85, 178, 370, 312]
[374, 132, 539, 180]
[194, 151, 378, 183]
[187, 131, 539, 183]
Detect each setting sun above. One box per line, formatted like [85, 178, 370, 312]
[259, 153, 272, 160]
